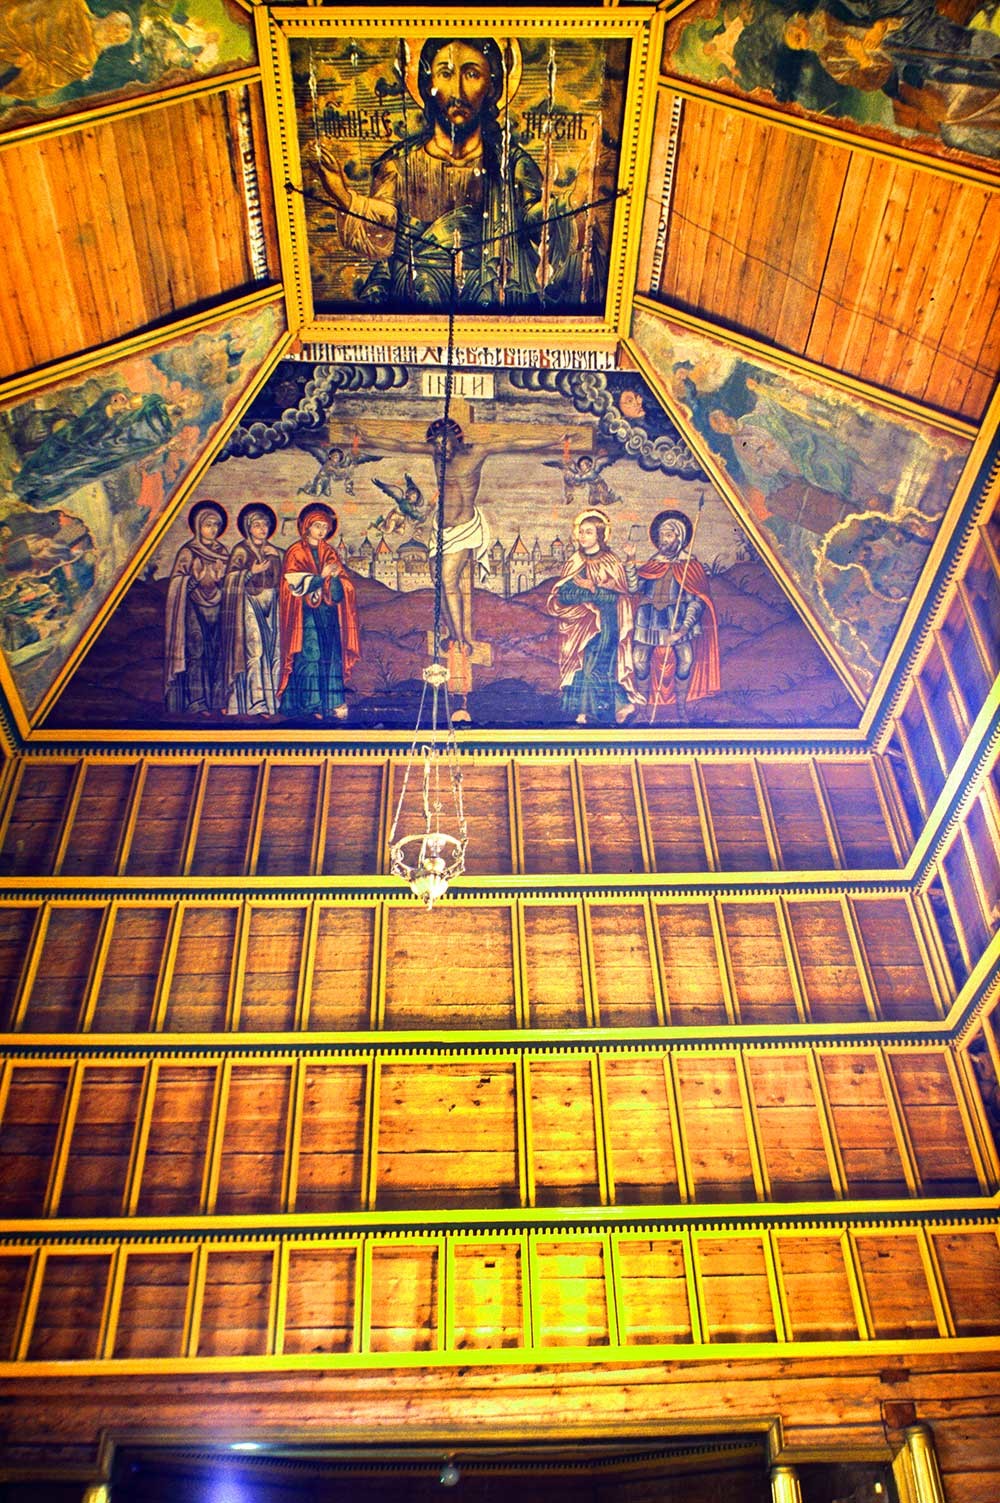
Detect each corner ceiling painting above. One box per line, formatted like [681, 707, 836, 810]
[49, 355, 859, 733]
[660, 0, 1000, 168]
[632, 307, 972, 695]
[0, 0, 255, 133]
[0, 299, 283, 716]
[292, 33, 629, 316]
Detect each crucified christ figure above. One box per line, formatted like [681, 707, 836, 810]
[350, 413, 568, 653]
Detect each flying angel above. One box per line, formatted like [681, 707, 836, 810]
[543, 451, 622, 508]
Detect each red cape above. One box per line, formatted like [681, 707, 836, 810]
[635, 554, 720, 704]
[278, 537, 360, 697]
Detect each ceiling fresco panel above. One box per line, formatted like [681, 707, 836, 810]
[49, 353, 859, 734]
[0, 299, 284, 718]
[631, 305, 972, 695]
[660, 0, 1000, 172]
[289, 32, 630, 318]
[0, 0, 255, 135]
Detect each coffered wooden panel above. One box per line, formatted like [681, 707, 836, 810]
[650, 94, 1000, 420]
[0, 86, 271, 380]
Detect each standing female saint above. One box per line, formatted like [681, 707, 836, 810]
[546, 508, 643, 726]
[221, 503, 283, 717]
[278, 502, 360, 721]
[164, 499, 229, 716]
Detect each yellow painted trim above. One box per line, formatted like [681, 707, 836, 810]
[604, 1232, 624, 1348]
[12, 1250, 46, 1361]
[202, 1059, 232, 1215]
[593, 1055, 613, 1207]
[952, 1047, 1000, 1192]
[149, 905, 184, 1032]
[512, 900, 529, 1031]
[875, 1047, 921, 1197]
[114, 762, 147, 876]
[808, 1051, 847, 1199]
[609, 10, 660, 338]
[642, 893, 667, 1027]
[665, 1053, 691, 1203]
[735, 1050, 768, 1201]
[689, 759, 718, 871]
[751, 757, 781, 872]
[283, 1057, 306, 1213]
[866, 397, 1000, 733]
[226, 902, 252, 1032]
[9, 903, 50, 1032]
[271, 1242, 289, 1356]
[98, 1244, 127, 1361]
[122, 1060, 159, 1217]
[763, 1228, 789, 1343]
[180, 760, 211, 879]
[42, 1058, 83, 1217]
[709, 897, 737, 1025]
[517, 1055, 536, 1209]
[362, 1056, 380, 1212]
[841, 1230, 873, 1340]
[49, 760, 86, 879]
[0, 758, 25, 853]
[28, 719, 871, 751]
[4, 1011, 968, 1051]
[893, 717, 931, 823]
[906, 891, 950, 1023]
[255, 6, 313, 333]
[183, 1243, 208, 1357]
[776, 898, 808, 1024]
[806, 763, 842, 871]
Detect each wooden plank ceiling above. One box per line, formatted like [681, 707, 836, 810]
[648, 93, 1000, 421]
[0, 85, 275, 383]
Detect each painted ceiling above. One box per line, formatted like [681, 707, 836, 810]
[1, 0, 997, 744]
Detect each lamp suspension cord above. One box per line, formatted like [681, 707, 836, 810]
[431, 248, 458, 671]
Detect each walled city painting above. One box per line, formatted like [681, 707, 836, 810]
[292, 33, 630, 316]
[661, 0, 1000, 167]
[50, 356, 863, 732]
[0, 301, 283, 714]
[0, 0, 254, 131]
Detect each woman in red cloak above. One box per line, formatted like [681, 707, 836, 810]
[278, 502, 360, 721]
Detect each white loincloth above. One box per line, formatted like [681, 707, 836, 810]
[432, 507, 491, 582]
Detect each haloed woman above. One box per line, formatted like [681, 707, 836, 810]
[277, 502, 360, 721]
[164, 499, 229, 716]
[221, 503, 283, 717]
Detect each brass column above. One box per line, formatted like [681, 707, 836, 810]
[771, 1464, 804, 1503]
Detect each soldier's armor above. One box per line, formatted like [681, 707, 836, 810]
[627, 561, 703, 681]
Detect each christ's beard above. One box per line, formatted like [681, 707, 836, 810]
[436, 104, 481, 144]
